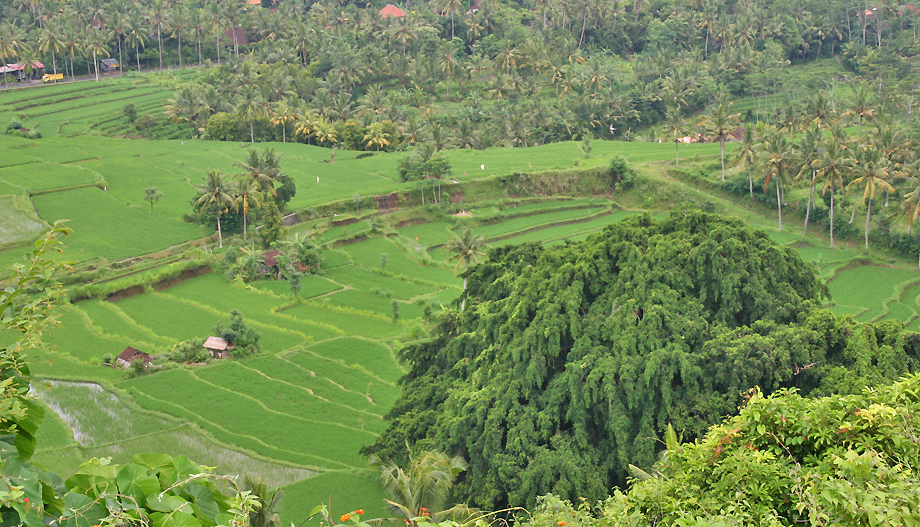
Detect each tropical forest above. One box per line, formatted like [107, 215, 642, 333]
[2, 0, 920, 525]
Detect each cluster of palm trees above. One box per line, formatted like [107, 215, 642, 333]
[682, 82, 920, 253]
[7, 0, 898, 148]
[194, 148, 284, 247]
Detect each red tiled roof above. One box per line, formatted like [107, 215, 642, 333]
[379, 4, 406, 18]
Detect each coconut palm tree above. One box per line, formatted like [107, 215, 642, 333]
[446, 228, 485, 310]
[813, 139, 852, 249]
[37, 19, 65, 75]
[237, 84, 266, 143]
[368, 449, 470, 525]
[196, 170, 235, 248]
[165, 84, 203, 139]
[0, 22, 24, 88]
[759, 128, 794, 231]
[84, 27, 110, 82]
[697, 93, 739, 181]
[848, 147, 894, 249]
[844, 81, 875, 147]
[125, 9, 148, 72]
[663, 106, 687, 166]
[231, 176, 262, 241]
[269, 98, 296, 143]
[148, 0, 170, 70]
[236, 148, 281, 197]
[733, 124, 758, 201]
[794, 122, 823, 235]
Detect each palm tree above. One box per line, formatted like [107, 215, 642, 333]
[663, 106, 687, 166]
[165, 84, 203, 139]
[84, 27, 110, 83]
[125, 9, 148, 72]
[149, 0, 170, 70]
[697, 93, 739, 181]
[899, 174, 920, 269]
[170, 3, 187, 68]
[208, 0, 222, 64]
[848, 148, 894, 249]
[237, 84, 266, 143]
[143, 187, 163, 213]
[759, 128, 794, 231]
[231, 176, 262, 241]
[446, 228, 485, 310]
[813, 140, 852, 249]
[196, 170, 234, 248]
[368, 449, 470, 525]
[236, 148, 282, 197]
[363, 121, 392, 151]
[795, 123, 823, 235]
[0, 22, 24, 88]
[188, 7, 206, 65]
[269, 98, 296, 143]
[37, 20, 65, 76]
[733, 124, 758, 201]
[844, 81, 876, 147]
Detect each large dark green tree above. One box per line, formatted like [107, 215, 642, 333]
[366, 211, 920, 510]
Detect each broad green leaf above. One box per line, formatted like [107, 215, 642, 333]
[185, 483, 220, 520]
[132, 453, 174, 473]
[147, 493, 193, 514]
[60, 491, 107, 527]
[117, 464, 161, 505]
[150, 511, 202, 527]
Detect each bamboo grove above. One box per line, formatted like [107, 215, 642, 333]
[365, 211, 920, 510]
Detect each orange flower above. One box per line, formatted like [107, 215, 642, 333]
[557, 522, 567, 526]
[340, 514, 351, 522]
[355, 509, 364, 515]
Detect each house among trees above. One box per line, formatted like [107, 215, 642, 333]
[378, 4, 406, 18]
[261, 249, 280, 276]
[116, 347, 153, 369]
[101, 58, 119, 72]
[0, 62, 44, 81]
[203, 336, 236, 359]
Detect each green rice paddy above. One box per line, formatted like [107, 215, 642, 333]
[3, 73, 920, 526]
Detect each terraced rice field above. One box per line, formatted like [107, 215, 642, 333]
[6, 73, 920, 524]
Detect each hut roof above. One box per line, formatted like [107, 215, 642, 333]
[203, 336, 237, 351]
[262, 250, 280, 268]
[118, 347, 152, 363]
[101, 58, 119, 66]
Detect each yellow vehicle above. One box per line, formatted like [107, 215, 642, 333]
[41, 73, 63, 83]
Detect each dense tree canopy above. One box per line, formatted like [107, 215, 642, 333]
[366, 211, 920, 509]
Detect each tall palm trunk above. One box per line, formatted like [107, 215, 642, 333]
[865, 199, 871, 249]
[217, 211, 223, 248]
[135, 42, 140, 71]
[776, 177, 783, 231]
[829, 190, 835, 249]
[243, 210, 248, 240]
[748, 168, 753, 201]
[157, 25, 163, 69]
[849, 192, 858, 223]
[93, 50, 99, 82]
[803, 172, 815, 235]
[720, 137, 726, 181]
[675, 142, 680, 166]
